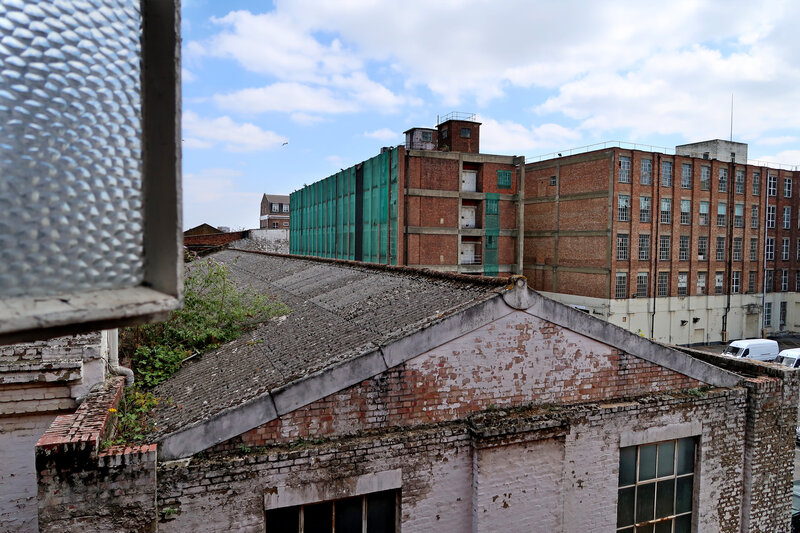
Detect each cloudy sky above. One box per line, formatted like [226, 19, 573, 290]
[181, 0, 800, 230]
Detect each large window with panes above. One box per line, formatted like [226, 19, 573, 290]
[640, 196, 651, 223]
[796, 271, 800, 292]
[265, 490, 398, 533]
[749, 271, 757, 293]
[752, 172, 760, 195]
[716, 202, 726, 226]
[765, 302, 772, 326]
[697, 272, 706, 295]
[639, 234, 651, 261]
[659, 235, 671, 261]
[766, 270, 774, 293]
[617, 234, 629, 261]
[733, 237, 742, 261]
[782, 269, 789, 291]
[637, 273, 649, 297]
[718, 168, 728, 192]
[616, 438, 696, 533]
[768, 174, 777, 196]
[785, 177, 793, 198]
[679, 236, 689, 261]
[699, 201, 709, 226]
[735, 169, 745, 194]
[734, 204, 743, 228]
[781, 301, 787, 327]
[715, 236, 725, 261]
[681, 164, 692, 189]
[657, 272, 669, 296]
[615, 273, 628, 299]
[751, 205, 759, 229]
[767, 205, 775, 228]
[700, 166, 710, 190]
[766, 237, 775, 260]
[618, 195, 630, 222]
[677, 272, 688, 296]
[641, 159, 652, 185]
[661, 161, 673, 187]
[784, 207, 791, 229]
[783, 238, 790, 261]
[750, 237, 758, 261]
[732, 271, 741, 294]
[680, 200, 691, 225]
[619, 156, 631, 183]
[660, 198, 672, 224]
[715, 272, 724, 294]
[698, 236, 708, 261]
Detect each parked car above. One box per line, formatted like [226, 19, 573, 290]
[776, 348, 800, 369]
[722, 339, 779, 362]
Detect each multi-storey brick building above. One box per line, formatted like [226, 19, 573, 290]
[290, 113, 524, 276]
[260, 193, 291, 229]
[524, 140, 800, 344]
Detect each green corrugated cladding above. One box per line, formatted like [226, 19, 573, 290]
[290, 148, 398, 264]
[484, 193, 500, 276]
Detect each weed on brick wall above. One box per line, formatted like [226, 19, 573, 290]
[107, 257, 289, 446]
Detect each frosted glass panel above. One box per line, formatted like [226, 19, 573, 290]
[0, 0, 144, 298]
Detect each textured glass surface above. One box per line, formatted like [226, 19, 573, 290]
[0, 0, 144, 297]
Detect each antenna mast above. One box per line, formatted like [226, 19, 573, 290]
[730, 94, 734, 141]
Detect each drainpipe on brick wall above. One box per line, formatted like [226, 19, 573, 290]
[106, 329, 134, 385]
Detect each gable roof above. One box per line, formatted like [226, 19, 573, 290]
[183, 223, 222, 236]
[262, 194, 290, 206]
[153, 250, 741, 459]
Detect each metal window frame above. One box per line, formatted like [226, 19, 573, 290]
[0, 0, 182, 345]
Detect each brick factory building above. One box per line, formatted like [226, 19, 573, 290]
[524, 140, 800, 344]
[34, 250, 800, 532]
[261, 193, 291, 229]
[289, 113, 524, 276]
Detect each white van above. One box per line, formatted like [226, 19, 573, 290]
[722, 339, 779, 362]
[776, 348, 800, 368]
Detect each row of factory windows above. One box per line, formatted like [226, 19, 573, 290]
[615, 269, 797, 301]
[618, 196, 795, 230]
[617, 234, 799, 263]
[617, 157, 790, 198]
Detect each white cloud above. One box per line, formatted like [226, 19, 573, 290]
[214, 83, 357, 114]
[364, 128, 399, 142]
[751, 149, 800, 167]
[479, 118, 582, 155]
[325, 155, 344, 168]
[182, 68, 197, 83]
[183, 168, 264, 230]
[757, 136, 799, 146]
[182, 111, 287, 152]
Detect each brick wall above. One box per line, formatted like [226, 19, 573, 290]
[156, 389, 748, 533]
[36, 377, 158, 533]
[184, 230, 249, 253]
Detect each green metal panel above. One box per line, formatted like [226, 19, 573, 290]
[497, 169, 512, 189]
[484, 193, 500, 276]
[390, 148, 398, 265]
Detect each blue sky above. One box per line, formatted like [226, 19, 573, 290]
[181, 0, 800, 230]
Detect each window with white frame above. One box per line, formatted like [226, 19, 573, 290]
[765, 302, 772, 326]
[639, 234, 651, 261]
[716, 202, 726, 226]
[752, 172, 760, 195]
[734, 204, 743, 228]
[749, 271, 756, 293]
[657, 272, 669, 296]
[785, 177, 793, 198]
[718, 168, 728, 192]
[766, 270, 774, 292]
[619, 156, 631, 183]
[265, 490, 398, 533]
[715, 272, 724, 294]
[699, 201, 709, 226]
[784, 206, 791, 229]
[680, 200, 691, 225]
[716, 236, 725, 262]
[782, 269, 789, 291]
[641, 159, 652, 185]
[767, 205, 775, 228]
[697, 272, 706, 295]
[659, 235, 671, 261]
[640, 196, 651, 223]
[679, 235, 689, 261]
[677, 272, 688, 296]
[768, 173, 777, 196]
[733, 237, 742, 261]
[681, 164, 692, 189]
[661, 198, 672, 224]
[617, 234, 629, 261]
[616, 439, 697, 533]
[783, 237, 790, 261]
[766, 237, 775, 260]
[615, 273, 628, 299]
[732, 271, 740, 294]
[637, 273, 649, 297]
[700, 166, 710, 190]
[271, 203, 280, 212]
[698, 236, 708, 261]
[661, 161, 673, 187]
[735, 169, 745, 194]
[750, 237, 758, 261]
[751, 205, 759, 229]
[618, 195, 630, 222]
[283, 204, 290, 213]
